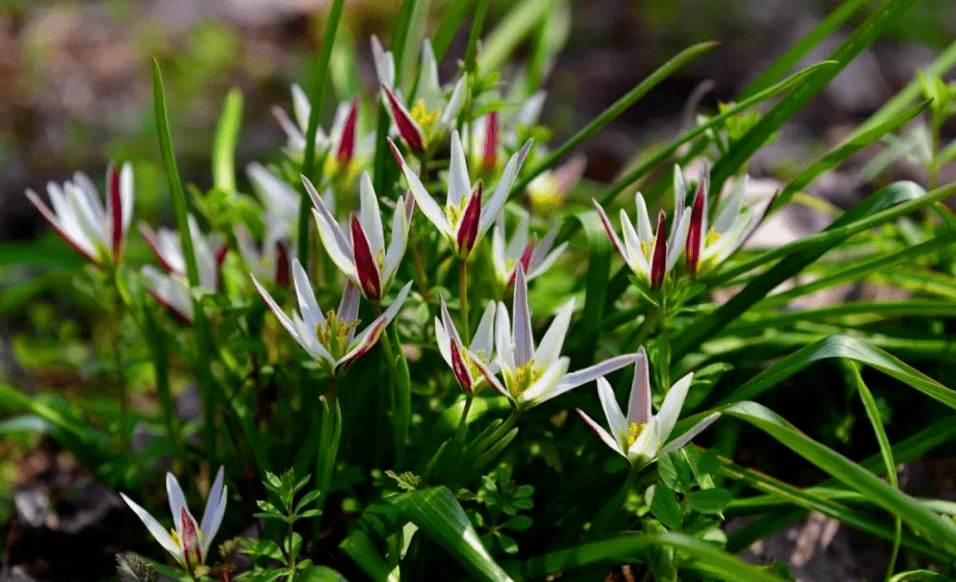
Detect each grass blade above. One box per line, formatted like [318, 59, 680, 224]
[513, 41, 718, 197]
[725, 401, 956, 553]
[710, 0, 921, 193]
[212, 88, 243, 193]
[477, 0, 560, 77]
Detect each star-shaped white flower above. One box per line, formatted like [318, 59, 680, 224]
[472, 265, 638, 409]
[306, 172, 414, 302]
[391, 130, 532, 257]
[576, 347, 719, 468]
[25, 162, 134, 266]
[435, 297, 497, 394]
[491, 208, 566, 287]
[253, 259, 412, 374]
[119, 466, 227, 574]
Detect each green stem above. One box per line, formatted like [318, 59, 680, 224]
[459, 259, 471, 339]
[455, 394, 475, 437]
[589, 468, 638, 537]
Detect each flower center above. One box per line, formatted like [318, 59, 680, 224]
[507, 359, 542, 398]
[626, 422, 647, 448]
[316, 309, 361, 359]
[410, 99, 441, 136]
[444, 195, 471, 230]
[705, 227, 721, 246]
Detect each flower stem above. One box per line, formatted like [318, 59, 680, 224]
[459, 259, 470, 339]
[455, 394, 475, 437]
[589, 467, 638, 537]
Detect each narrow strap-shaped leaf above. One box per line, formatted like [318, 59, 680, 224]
[725, 401, 956, 554]
[710, 335, 956, 410]
[511, 41, 718, 197]
[506, 531, 787, 582]
[673, 180, 943, 358]
[888, 571, 954, 582]
[738, 0, 874, 99]
[709, 0, 921, 193]
[212, 88, 243, 193]
[598, 61, 837, 210]
[477, 0, 560, 77]
[298, 0, 347, 267]
[431, 0, 471, 62]
[339, 529, 399, 582]
[388, 487, 514, 582]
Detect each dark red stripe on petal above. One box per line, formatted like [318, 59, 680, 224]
[686, 187, 705, 277]
[336, 96, 359, 163]
[651, 210, 667, 290]
[139, 223, 180, 275]
[351, 215, 381, 301]
[382, 84, 425, 152]
[456, 183, 482, 256]
[449, 338, 473, 394]
[215, 244, 229, 290]
[180, 508, 202, 570]
[482, 112, 498, 171]
[275, 241, 290, 286]
[108, 162, 123, 258]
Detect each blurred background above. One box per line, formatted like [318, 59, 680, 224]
[2, 0, 954, 243]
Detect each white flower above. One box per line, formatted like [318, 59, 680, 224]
[491, 208, 566, 286]
[576, 347, 719, 467]
[119, 466, 227, 574]
[253, 259, 412, 374]
[527, 154, 586, 215]
[25, 162, 134, 266]
[306, 172, 414, 302]
[472, 265, 638, 409]
[272, 85, 371, 177]
[435, 297, 497, 394]
[593, 186, 690, 290]
[375, 37, 467, 152]
[139, 215, 223, 322]
[684, 168, 774, 277]
[391, 130, 532, 257]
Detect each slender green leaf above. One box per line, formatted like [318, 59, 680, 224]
[477, 0, 559, 77]
[725, 401, 956, 553]
[298, 0, 347, 266]
[339, 529, 399, 582]
[212, 88, 243, 192]
[889, 571, 954, 582]
[710, 0, 921, 192]
[575, 210, 612, 360]
[431, 0, 471, 62]
[507, 532, 786, 582]
[598, 61, 837, 208]
[513, 41, 719, 197]
[388, 487, 513, 582]
[723, 300, 956, 336]
[738, 0, 873, 98]
[711, 335, 956, 410]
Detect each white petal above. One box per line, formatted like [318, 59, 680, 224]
[659, 412, 720, 456]
[166, 472, 188, 534]
[506, 211, 531, 260]
[469, 350, 513, 406]
[628, 416, 662, 462]
[200, 466, 227, 555]
[120, 493, 182, 561]
[120, 163, 135, 234]
[419, 39, 442, 105]
[248, 163, 299, 220]
[471, 300, 497, 355]
[666, 212, 690, 272]
[435, 315, 452, 367]
[253, 275, 317, 357]
[371, 35, 395, 89]
[439, 74, 468, 127]
[621, 210, 649, 275]
[447, 131, 472, 208]
[440, 296, 464, 349]
[516, 91, 546, 129]
[519, 356, 570, 406]
[512, 265, 534, 367]
[359, 172, 385, 255]
[672, 165, 686, 228]
[384, 193, 411, 284]
[491, 217, 509, 281]
[338, 280, 361, 327]
[713, 175, 747, 235]
[534, 299, 574, 368]
[292, 259, 325, 332]
[596, 377, 627, 446]
[635, 192, 654, 242]
[478, 139, 533, 236]
[553, 353, 640, 397]
[592, 199, 625, 262]
[494, 301, 514, 372]
[291, 84, 312, 132]
[392, 142, 452, 236]
[655, 372, 695, 448]
[576, 408, 625, 457]
[627, 347, 652, 425]
[311, 207, 356, 280]
[528, 241, 567, 281]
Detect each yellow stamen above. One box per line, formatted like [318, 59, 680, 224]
[316, 309, 361, 359]
[626, 422, 647, 448]
[410, 100, 441, 135]
[705, 227, 721, 246]
[507, 359, 543, 398]
[444, 195, 471, 229]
